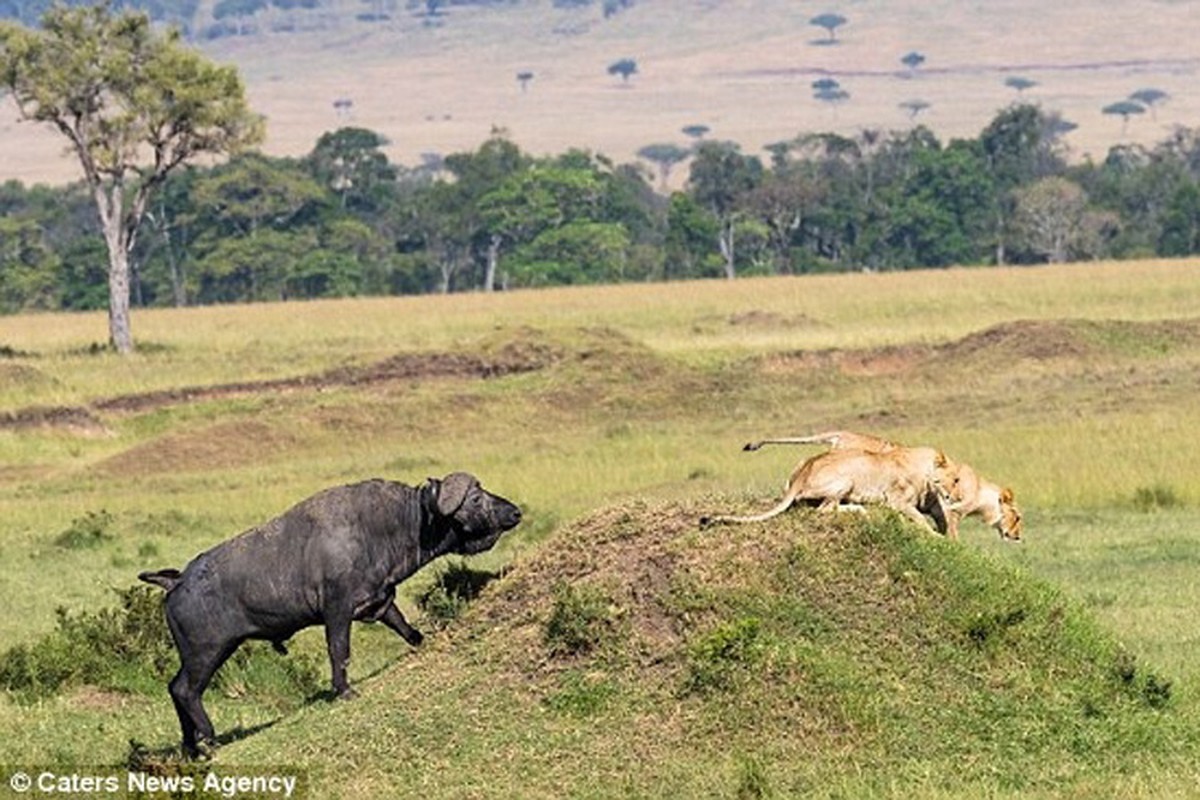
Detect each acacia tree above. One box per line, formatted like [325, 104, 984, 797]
[809, 12, 846, 43]
[637, 143, 690, 189]
[0, 3, 262, 353]
[607, 58, 638, 84]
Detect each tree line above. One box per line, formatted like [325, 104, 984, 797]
[3, 106, 1200, 313]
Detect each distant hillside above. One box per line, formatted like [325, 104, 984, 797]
[222, 499, 1198, 796]
[2, 0, 1198, 185]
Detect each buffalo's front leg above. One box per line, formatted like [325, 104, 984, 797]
[323, 612, 355, 700]
[379, 603, 424, 647]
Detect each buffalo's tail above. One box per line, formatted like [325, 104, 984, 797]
[138, 568, 183, 591]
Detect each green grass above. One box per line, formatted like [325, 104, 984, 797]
[0, 262, 1199, 796]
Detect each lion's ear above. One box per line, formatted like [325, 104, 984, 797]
[934, 449, 948, 467]
[1000, 487, 1015, 503]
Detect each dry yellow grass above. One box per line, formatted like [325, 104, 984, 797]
[2, 0, 1198, 185]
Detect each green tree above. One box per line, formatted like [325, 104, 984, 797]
[193, 227, 317, 303]
[509, 222, 630, 287]
[185, 154, 326, 301]
[742, 168, 825, 274]
[305, 127, 397, 212]
[439, 134, 531, 291]
[0, 215, 59, 311]
[1158, 181, 1200, 256]
[665, 192, 720, 279]
[478, 163, 603, 282]
[687, 141, 764, 278]
[0, 2, 262, 352]
[883, 139, 995, 268]
[189, 154, 325, 240]
[979, 104, 1066, 263]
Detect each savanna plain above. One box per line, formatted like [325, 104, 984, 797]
[1, 260, 1200, 798]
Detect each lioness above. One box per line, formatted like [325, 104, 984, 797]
[938, 460, 1023, 541]
[700, 446, 954, 532]
[746, 429, 1023, 541]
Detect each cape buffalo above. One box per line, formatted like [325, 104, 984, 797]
[139, 472, 521, 756]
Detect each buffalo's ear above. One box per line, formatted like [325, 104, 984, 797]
[437, 472, 477, 516]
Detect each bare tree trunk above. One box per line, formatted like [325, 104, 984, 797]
[162, 218, 187, 307]
[484, 233, 501, 292]
[107, 246, 134, 353]
[994, 214, 1007, 266]
[94, 182, 135, 354]
[719, 218, 736, 279]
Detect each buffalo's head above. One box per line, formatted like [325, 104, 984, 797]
[429, 472, 522, 554]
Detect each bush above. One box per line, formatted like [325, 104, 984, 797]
[0, 586, 172, 700]
[683, 616, 766, 695]
[1131, 484, 1182, 512]
[0, 585, 322, 704]
[543, 582, 619, 656]
[54, 510, 115, 549]
[417, 560, 502, 628]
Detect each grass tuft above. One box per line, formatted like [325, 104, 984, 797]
[53, 510, 115, 550]
[416, 560, 503, 628]
[543, 581, 622, 657]
[1131, 484, 1182, 512]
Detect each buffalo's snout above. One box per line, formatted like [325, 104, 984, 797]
[496, 498, 522, 531]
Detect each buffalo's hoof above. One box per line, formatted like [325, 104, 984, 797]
[184, 738, 216, 761]
[335, 687, 358, 701]
[406, 629, 425, 647]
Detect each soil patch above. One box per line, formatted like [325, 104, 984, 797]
[0, 327, 573, 432]
[95, 419, 301, 477]
[764, 318, 1200, 377]
[726, 310, 824, 330]
[0, 405, 111, 435]
[95, 339, 562, 414]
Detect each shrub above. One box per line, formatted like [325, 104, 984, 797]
[683, 616, 766, 695]
[0, 585, 322, 703]
[543, 582, 618, 656]
[417, 560, 502, 628]
[0, 586, 172, 699]
[54, 510, 115, 549]
[1131, 484, 1181, 512]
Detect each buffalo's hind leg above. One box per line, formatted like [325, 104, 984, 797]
[168, 639, 240, 758]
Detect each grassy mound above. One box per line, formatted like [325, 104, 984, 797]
[226, 500, 1196, 798]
